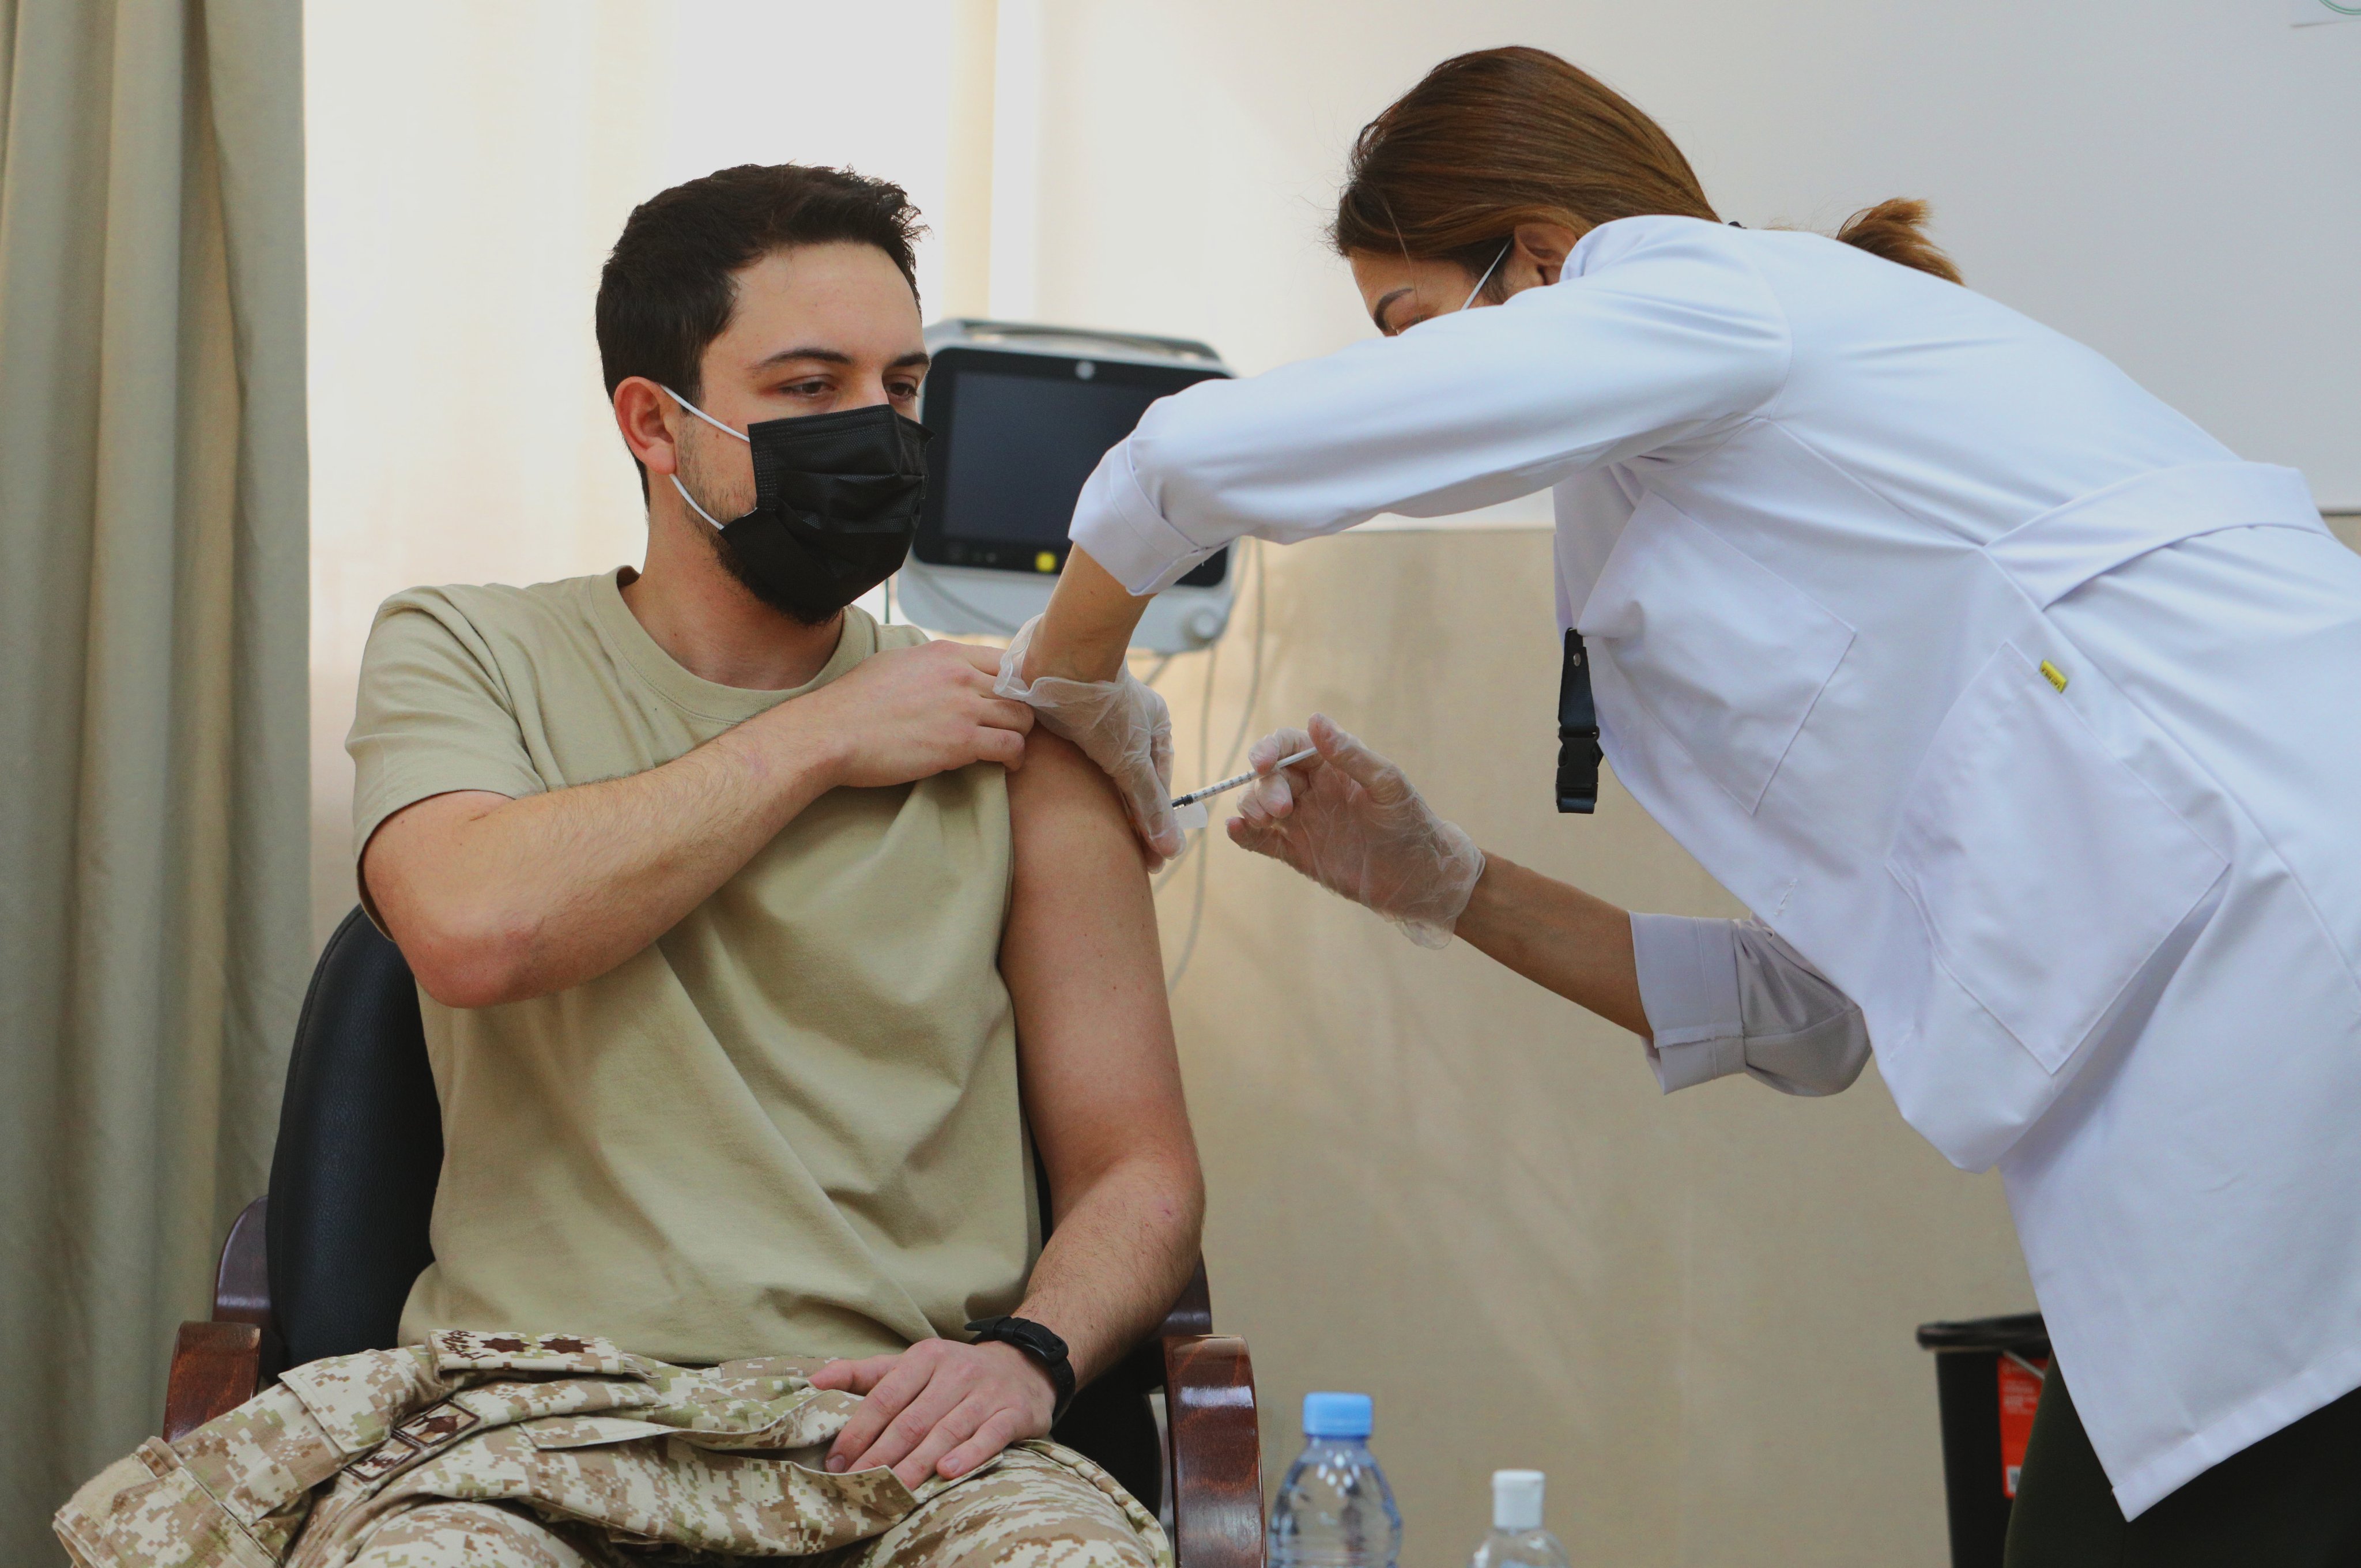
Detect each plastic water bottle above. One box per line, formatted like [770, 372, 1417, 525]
[1268, 1392, 1404, 1568]
[1469, 1470, 1567, 1568]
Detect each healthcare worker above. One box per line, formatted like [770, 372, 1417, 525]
[994, 44, 2361, 1567]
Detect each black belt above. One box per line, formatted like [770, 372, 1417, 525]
[1556, 628, 1601, 814]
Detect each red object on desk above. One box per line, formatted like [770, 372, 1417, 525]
[1998, 1354, 2049, 1498]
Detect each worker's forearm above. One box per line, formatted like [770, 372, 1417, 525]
[423, 705, 844, 1001]
[1455, 853, 1651, 1038]
[1026, 547, 1155, 683]
[1014, 1152, 1204, 1386]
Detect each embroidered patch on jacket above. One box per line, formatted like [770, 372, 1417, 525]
[342, 1399, 486, 1486]
[431, 1329, 632, 1376]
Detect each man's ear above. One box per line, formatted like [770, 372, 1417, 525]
[613, 377, 681, 477]
[1513, 221, 1583, 288]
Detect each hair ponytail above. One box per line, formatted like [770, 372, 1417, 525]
[1335, 47, 1963, 287]
[1831, 198, 1961, 284]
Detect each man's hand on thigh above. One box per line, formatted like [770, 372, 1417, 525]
[812, 1339, 1058, 1487]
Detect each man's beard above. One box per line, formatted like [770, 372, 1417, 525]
[677, 436, 840, 628]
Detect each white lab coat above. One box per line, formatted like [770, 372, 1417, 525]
[1067, 214, 2361, 1517]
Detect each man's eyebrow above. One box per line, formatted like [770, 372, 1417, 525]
[752, 345, 852, 370]
[1370, 287, 1413, 336]
[749, 346, 932, 372]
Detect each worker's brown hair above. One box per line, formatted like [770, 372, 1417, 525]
[1332, 47, 1960, 293]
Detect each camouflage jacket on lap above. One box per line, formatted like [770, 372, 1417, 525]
[56, 1330, 1153, 1568]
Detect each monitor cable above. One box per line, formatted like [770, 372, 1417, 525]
[1160, 539, 1265, 993]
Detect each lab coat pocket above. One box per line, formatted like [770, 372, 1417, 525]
[1581, 496, 1854, 813]
[1886, 644, 2227, 1075]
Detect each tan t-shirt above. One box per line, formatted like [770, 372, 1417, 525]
[348, 570, 1034, 1363]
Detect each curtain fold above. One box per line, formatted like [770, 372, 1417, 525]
[0, 1, 308, 1557]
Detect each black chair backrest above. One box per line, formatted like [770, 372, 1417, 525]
[266, 907, 441, 1368]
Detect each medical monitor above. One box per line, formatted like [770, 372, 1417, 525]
[896, 321, 1238, 653]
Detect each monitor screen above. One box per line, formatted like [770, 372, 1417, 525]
[914, 346, 1229, 587]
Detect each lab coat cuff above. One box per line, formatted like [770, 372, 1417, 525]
[1632, 911, 1749, 1094]
[1068, 441, 1220, 594]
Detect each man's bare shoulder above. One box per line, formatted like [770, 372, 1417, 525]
[1005, 729, 1126, 823]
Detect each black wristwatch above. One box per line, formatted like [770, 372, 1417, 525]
[965, 1316, 1076, 1422]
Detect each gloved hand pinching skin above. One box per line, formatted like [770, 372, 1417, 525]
[994, 615, 1181, 865]
[1227, 713, 1486, 948]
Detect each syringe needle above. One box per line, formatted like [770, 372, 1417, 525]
[1171, 746, 1321, 808]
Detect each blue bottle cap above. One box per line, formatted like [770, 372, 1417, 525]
[1302, 1391, 1374, 1438]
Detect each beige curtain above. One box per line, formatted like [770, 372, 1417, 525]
[0, 0, 308, 1556]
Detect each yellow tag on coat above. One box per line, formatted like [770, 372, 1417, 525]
[2040, 660, 2069, 692]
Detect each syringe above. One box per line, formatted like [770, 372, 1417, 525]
[1170, 746, 1320, 829]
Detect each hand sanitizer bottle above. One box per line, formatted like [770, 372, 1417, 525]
[1470, 1470, 1567, 1568]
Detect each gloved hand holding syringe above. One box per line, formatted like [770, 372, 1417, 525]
[1204, 715, 1489, 949]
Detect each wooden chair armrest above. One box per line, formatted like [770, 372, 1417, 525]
[1163, 1333, 1261, 1568]
[163, 1321, 262, 1442]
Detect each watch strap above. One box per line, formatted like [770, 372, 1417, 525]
[964, 1316, 1076, 1422]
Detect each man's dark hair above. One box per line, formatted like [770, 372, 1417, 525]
[595, 163, 924, 417]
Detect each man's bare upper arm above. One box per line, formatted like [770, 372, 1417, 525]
[1000, 733, 1200, 1218]
[359, 789, 517, 1001]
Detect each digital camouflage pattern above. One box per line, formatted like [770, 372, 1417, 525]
[56, 1330, 1169, 1568]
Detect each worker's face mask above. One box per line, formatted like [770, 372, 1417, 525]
[661, 386, 931, 625]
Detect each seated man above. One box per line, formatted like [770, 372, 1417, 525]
[337, 164, 1200, 1564]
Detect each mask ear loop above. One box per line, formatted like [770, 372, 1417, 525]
[657, 384, 748, 532]
[1459, 240, 1513, 312]
[658, 384, 750, 443]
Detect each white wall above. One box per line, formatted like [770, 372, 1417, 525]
[1028, 2, 2361, 499]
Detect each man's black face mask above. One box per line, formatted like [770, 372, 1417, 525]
[664, 387, 931, 625]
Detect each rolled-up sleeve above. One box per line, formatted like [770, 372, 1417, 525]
[1069, 440, 1220, 595]
[1630, 913, 1870, 1098]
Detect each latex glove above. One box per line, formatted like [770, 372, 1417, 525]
[995, 615, 1180, 864]
[1227, 713, 1485, 948]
